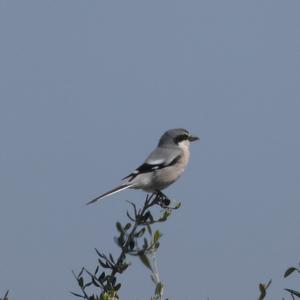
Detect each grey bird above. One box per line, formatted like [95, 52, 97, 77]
[87, 128, 199, 205]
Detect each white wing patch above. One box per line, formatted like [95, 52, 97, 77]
[146, 158, 165, 165]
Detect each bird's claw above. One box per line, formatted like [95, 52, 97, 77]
[154, 191, 172, 208]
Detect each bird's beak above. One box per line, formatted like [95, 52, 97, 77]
[188, 134, 199, 142]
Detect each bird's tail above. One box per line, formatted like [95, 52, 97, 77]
[86, 184, 134, 205]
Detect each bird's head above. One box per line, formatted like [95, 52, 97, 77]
[158, 128, 199, 148]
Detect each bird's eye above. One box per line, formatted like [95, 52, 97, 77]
[174, 134, 189, 144]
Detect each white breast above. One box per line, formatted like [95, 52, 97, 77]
[177, 140, 190, 171]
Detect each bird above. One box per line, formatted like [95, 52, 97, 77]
[87, 128, 199, 205]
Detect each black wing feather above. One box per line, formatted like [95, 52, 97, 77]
[122, 154, 181, 182]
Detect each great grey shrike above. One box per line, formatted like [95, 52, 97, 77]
[87, 128, 199, 205]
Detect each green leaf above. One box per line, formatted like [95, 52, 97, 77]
[266, 279, 272, 289]
[285, 288, 300, 298]
[155, 282, 164, 296]
[98, 258, 108, 269]
[143, 238, 149, 250]
[174, 202, 181, 209]
[258, 283, 266, 300]
[70, 291, 85, 298]
[78, 277, 84, 288]
[159, 211, 171, 222]
[83, 281, 93, 288]
[116, 222, 123, 233]
[119, 262, 129, 273]
[124, 223, 131, 231]
[146, 224, 152, 235]
[258, 280, 271, 300]
[92, 276, 100, 287]
[109, 253, 115, 263]
[3, 290, 9, 300]
[146, 211, 154, 223]
[99, 271, 105, 282]
[110, 276, 116, 287]
[138, 252, 153, 272]
[117, 235, 125, 247]
[135, 227, 146, 238]
[94, 265, 99, 275]
[153, 230, 161, 243]
[129, 239, 135, 250]
[284, 267, 299, 278]
[95, 248, 103, 257]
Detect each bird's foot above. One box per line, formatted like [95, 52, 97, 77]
[154, 191, 172, 208]
[154, 191, 181, 210]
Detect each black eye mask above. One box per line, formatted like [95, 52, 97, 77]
[173, 134, 189, 144]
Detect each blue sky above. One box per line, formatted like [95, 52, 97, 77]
[0, 1, 300, 299]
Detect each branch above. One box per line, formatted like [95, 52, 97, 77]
[72, 193, 180, 300]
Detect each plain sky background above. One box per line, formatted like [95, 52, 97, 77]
[1, 1, 300, 299]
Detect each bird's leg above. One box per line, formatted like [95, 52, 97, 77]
[155, 190, 171, 207]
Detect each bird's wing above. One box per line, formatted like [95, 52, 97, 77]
[87, 147, 182, 204]
[122, 146, 182, 182]
[145, 146, 182, 165]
